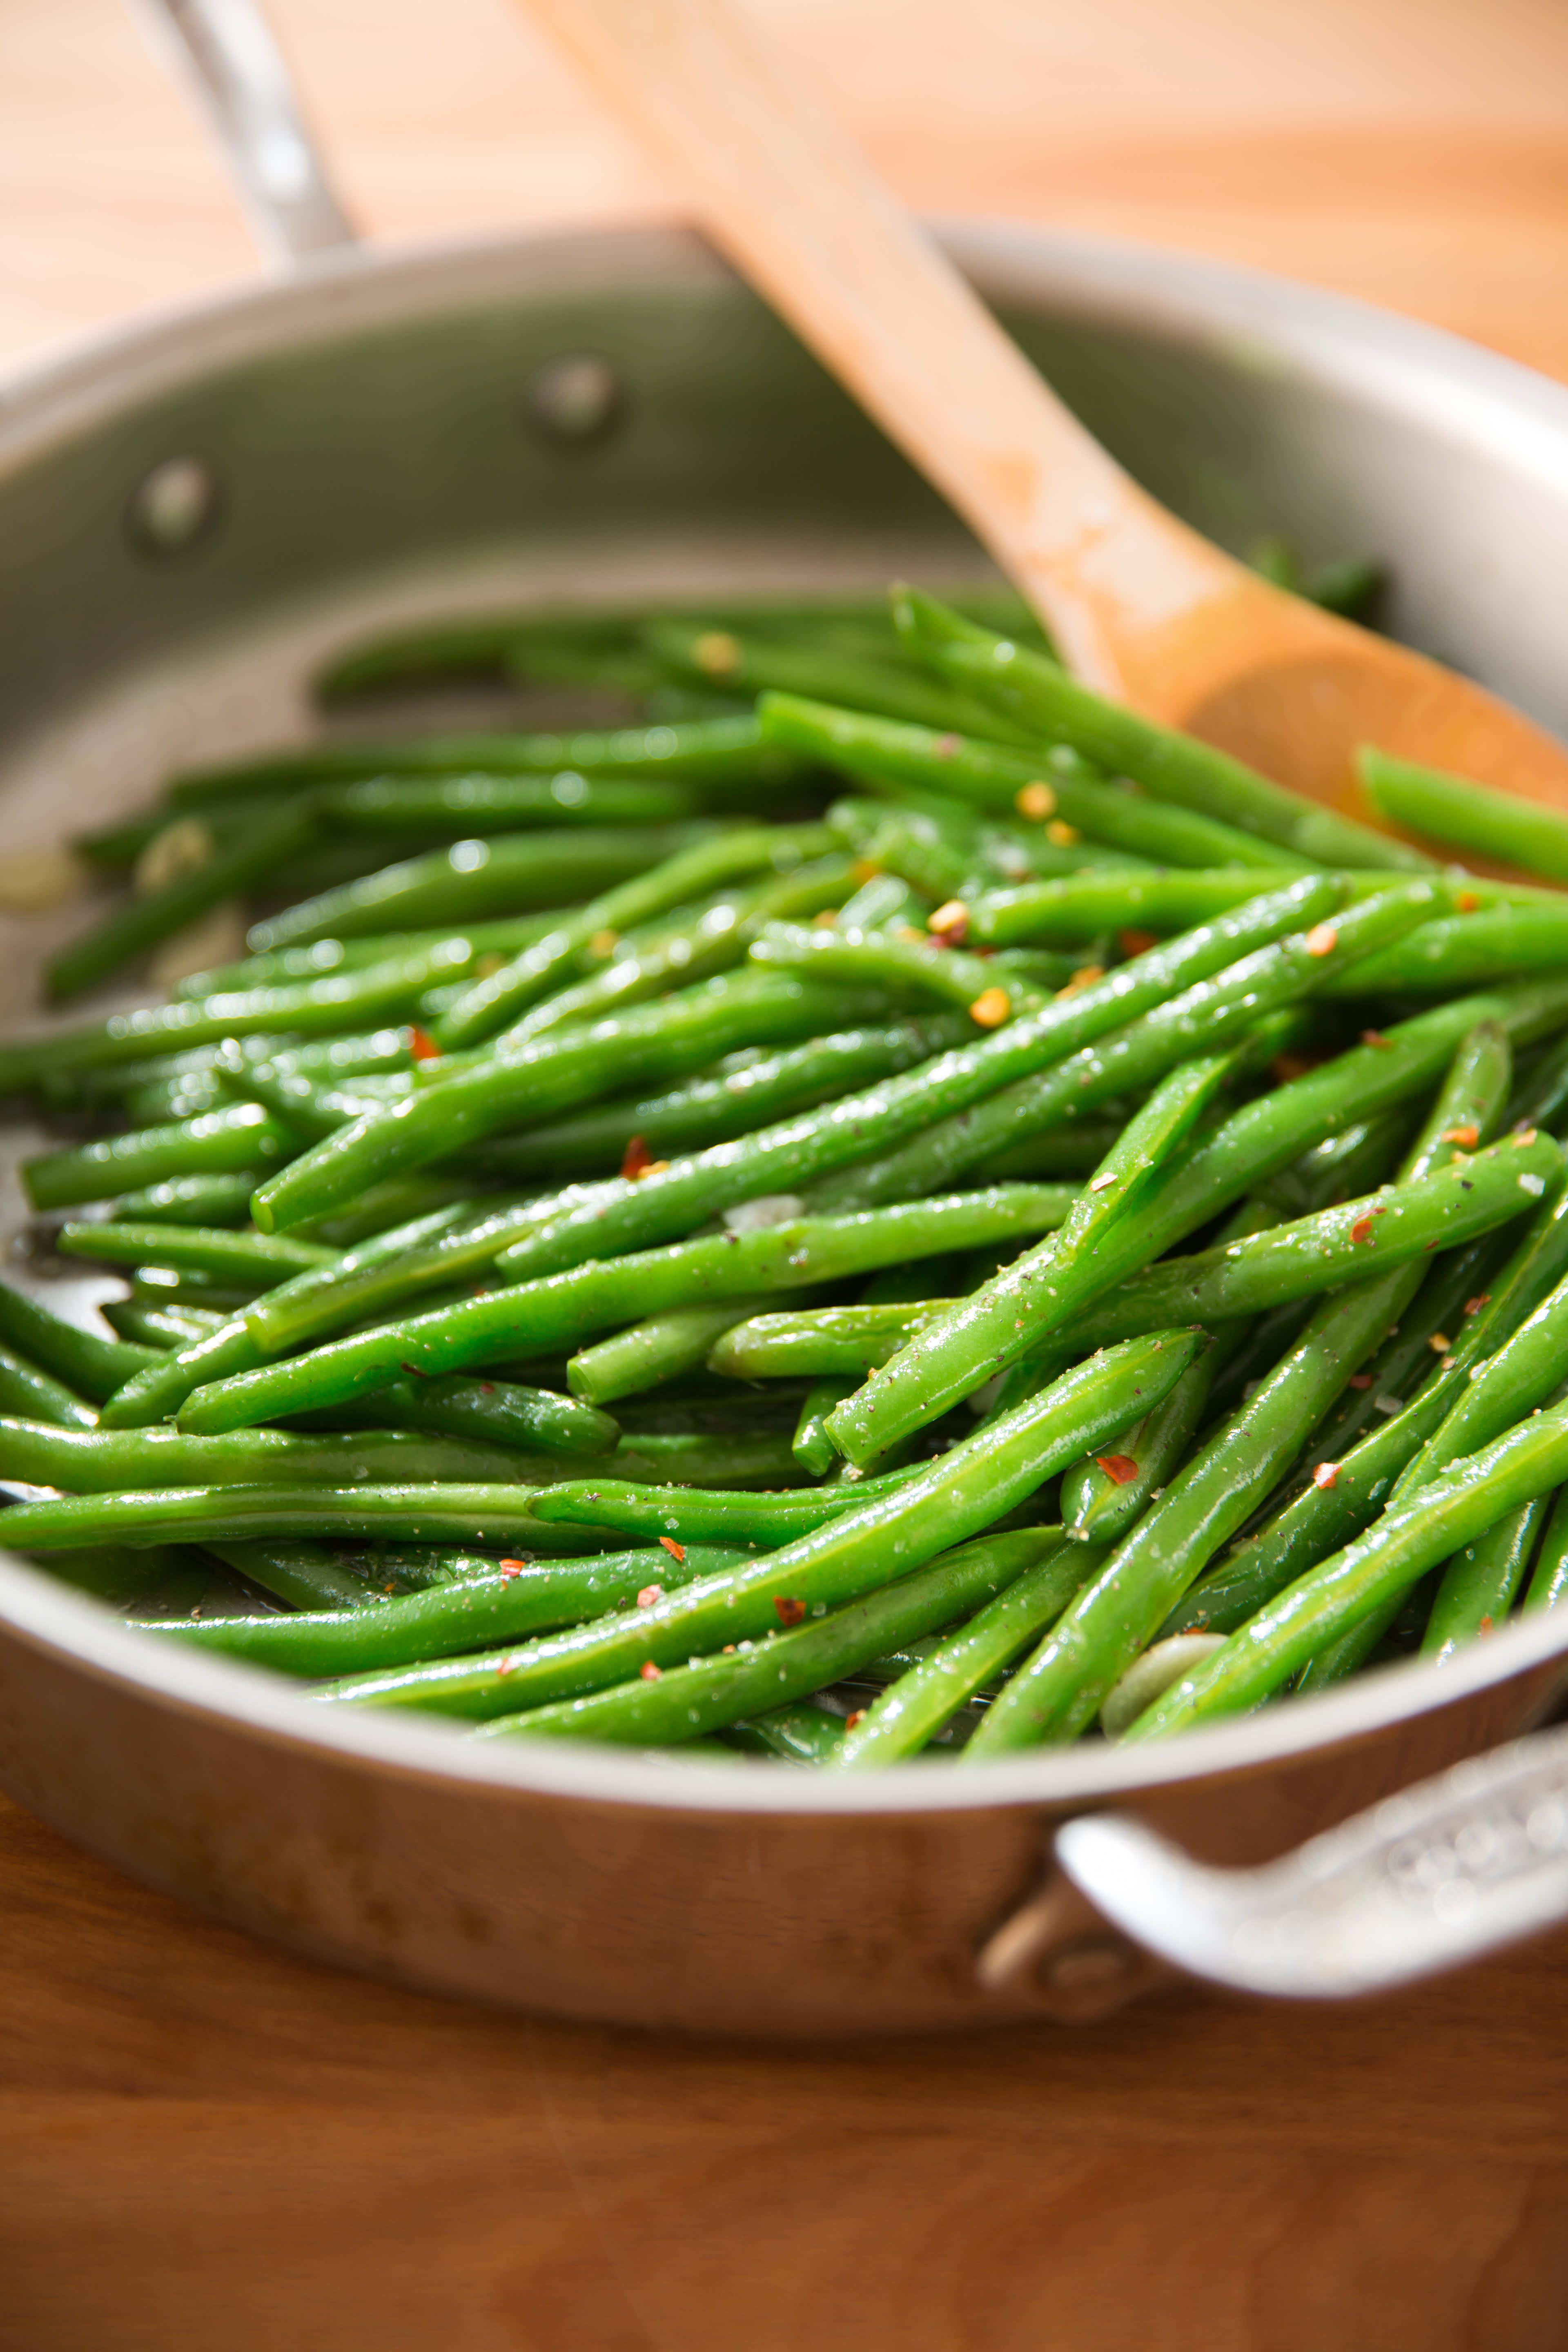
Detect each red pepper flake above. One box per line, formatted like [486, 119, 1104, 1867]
[844, 1710, 867, 1733]
[1348, 1373, 1374, 1390]
[812, 907, 838, 927]
[401, 1361, 427, 1377]
[636, 1583, 664, 1608]
[934, 732, 962, 758]
[1094, 1453, 1140, 1486]
[929, 898, 970, 944]
[658, 1535, 686, 1564]
[1428, 1331, 1453, 1354]
[1442, 1124, 1480, 1147]
[1046, 818, 1080, 848]
[639, 1660, 663, 1681]
[1304, 923, 1338, 958]
[499, 1559, 527, 1581]
[1350, 1215, 1376, 1246]
[407, 1025, 440, 1061]
[968, 985, 1011, 1028]
[1479, 1615, 1495, 1635]
[1313, 1461, 1339, 1490]
[621, 1134, 655, 1181]
[1014, 781, 1057, 821]
[774, 1595, 807, 1627]
[1456, 890, 1481, 913]
[1118, 927, 1159, 958]
[1463, 1294, 1492, 1317]
[1361, 1029, 1392, 1050]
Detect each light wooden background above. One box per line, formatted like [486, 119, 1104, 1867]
[6, 4, 1568, 2347]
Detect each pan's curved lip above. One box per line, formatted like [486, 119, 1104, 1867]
[4, 212, 1568, 496]
[4, 212, 1568, 1825]
[4, 1546, 1567, 1821]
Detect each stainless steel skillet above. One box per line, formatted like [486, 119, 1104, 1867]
[2, 0, 1568, 2035]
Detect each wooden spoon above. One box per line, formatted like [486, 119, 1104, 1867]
[514, 0, 1568, 827]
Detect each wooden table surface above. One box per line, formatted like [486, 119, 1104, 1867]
[6, 4, 1568, 2345]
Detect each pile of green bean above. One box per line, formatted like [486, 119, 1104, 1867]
[6, 576, 1568, 1766]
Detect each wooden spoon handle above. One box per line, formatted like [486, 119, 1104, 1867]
[515, 0, 1238, 690]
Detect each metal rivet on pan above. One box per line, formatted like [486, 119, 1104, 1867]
[126, 455, 221, 557]
[523, 354, 624, 445]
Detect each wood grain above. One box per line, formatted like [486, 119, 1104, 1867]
[7, 2, 1568, 2343]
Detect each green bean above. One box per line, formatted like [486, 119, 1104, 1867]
[958, 869, 1318, 948]
[832, 1536, 1104, 1766]
[47, 806, 321, 1002]
[724, 1704, 848, 1763]
[318, 1332, 1193, 1720]
[0, 1341, 98, 1430]
[181, 1186, 1084, 1433]
[757, 692, 1307, 870]
[170, 917, 561, 1000]
[495, 856, 853, 1048]
[827, 793, 1143, 904]
[248, 826, 716, 953]
[1124, 1401, 1568, 1737]
[748, 919, 1046, 1021]
[965, 1123, 1125, 1182]
[792, 1378, 854, 1477]
[606, 1430, 806, 1488]
[0, 1417, 547, 1494]
[960, 1027, 1518, 1750]
[1323, 905, 1568, 995]
[116, 1172, 268, 1227]
[1359, 746, 1568, 882]
[23, 1104, 303, 1214]
[1165, 1181, 1568, 1635]
[318, 771, 699, 837]
[0, 1484, 641, 1553]
[895, 589, 1434, 873]
[146, 1542, 749, 1673]
[1058, 1344, 1225, 1546]
[0, 1285, 158, 1405]
[434, 825, 836, 1050]
[472, 1526, 1059, 1749]
[1290, 1592, 1408, 1694]
[478, 879, 1340, 1297]
[97, 1199, 477, 1429]
[1421, 1493, 1550, 1662]
[101, 1301, 224, 1350]
[707, 1301, 953, 1381]
[567, 1293, 805, 1407]
[467, 1016, 971, 1179]
[0, 945, 469, 1097]
[199, 1537, 394, 1612]
[822, 884, 1448, 1461]
[642, 619, 1015, 739]
[1391, 1259, 1568, 1503]
[326, 1372, 619, 1459]
[56, 1221, 331, 1284]
[1524, 1488, 1568, 1611]
[523, 1471, 917, 1544]
[252, 970, 888, 1233]
[168, 715, 809, 806]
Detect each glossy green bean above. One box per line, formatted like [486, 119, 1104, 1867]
[472, 1526, 1058, 1749]
[116, 1172, 268, 1226]
[1524, 1488, 1568, 1612]
[0, 1285, 157, 1405]
[1391, 1259, 1568, 1502]
[328, 1372, 619, 1458]
[101, 1301, 224, 1350]
[792, 1378, 854, 1477]
[56, 1221, 331, 1283]
[747, 919, 1045, 1021]
[0, 1342, 98, 1430]
[148, 1542, 749, 1672]
[831, 1536, 1104, 1766]
[896, 590, 1434, 872]
[1422, 1492, 1550, 1662]
[1125, 1401, 1568, 1737]
[1323, 905, 1568, 994]
[1359, 746, 1568, 882]
[319, 772, 699, 836]
[317, 1332, 1194, 1719]
[822, 884, 1448, 1462]
[199, 1537, 393, 1611]
[0, 1484, 637, 1553]
[707, 1301, 953, 1381]
[249, 826, 715, 953]
[0, 1417, 546, 1494]
[468, 1016, 970, 1178]
[643, 618, 1012, 739]
[757, 692, 1306, 870]
[252, 971, 887, 1233]
[567, 1293, 802, 1407]
[181, 1187, 1084, 1433]
[24, 1103, 303, 1213]
[47, 805, 320, 1002]
[434, 824, 835, 1049]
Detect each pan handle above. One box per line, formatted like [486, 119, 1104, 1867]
[138, 0, 358, 265]
[1042, 1717, 1568, 2000]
